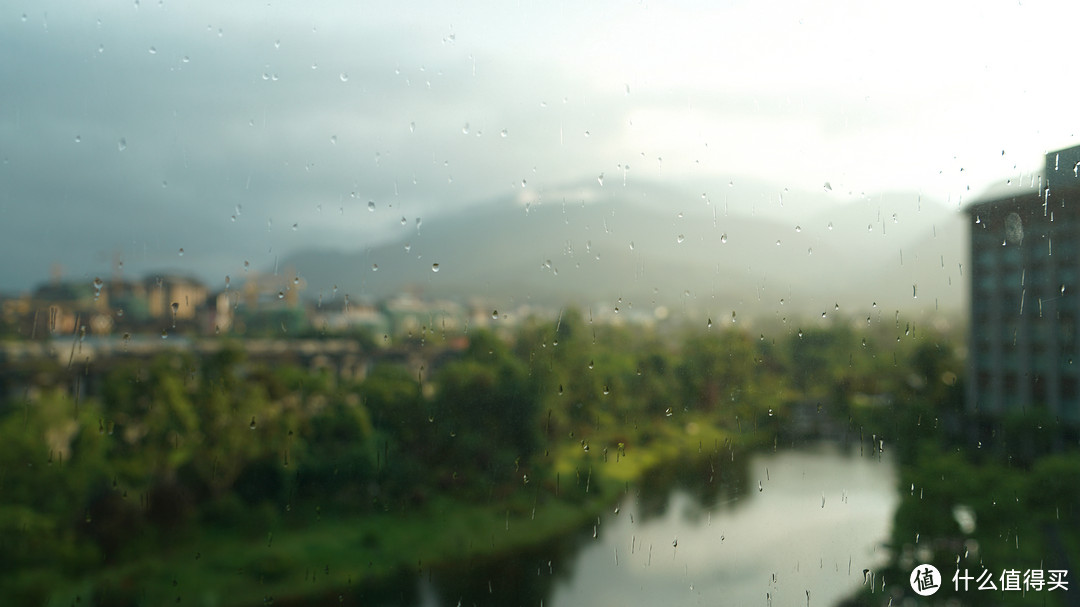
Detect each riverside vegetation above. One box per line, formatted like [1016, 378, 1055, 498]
[0, 309, 978, 605]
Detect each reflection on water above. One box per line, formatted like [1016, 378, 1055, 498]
[407, 442, 897, 607]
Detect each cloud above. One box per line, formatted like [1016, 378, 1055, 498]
[1, 0, 1078, 293]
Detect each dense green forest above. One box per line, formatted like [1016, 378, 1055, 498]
[0, 310, 982, 605]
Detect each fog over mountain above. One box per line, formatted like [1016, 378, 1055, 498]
[279, 180, 967, 320]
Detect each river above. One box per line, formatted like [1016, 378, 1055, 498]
[408, 442, 898, 607]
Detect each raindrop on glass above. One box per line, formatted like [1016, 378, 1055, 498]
[431, 263, 440, 273]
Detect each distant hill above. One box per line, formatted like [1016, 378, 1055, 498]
[279, 181, 969, 321]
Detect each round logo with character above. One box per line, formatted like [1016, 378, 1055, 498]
[910, 564, 942, 596]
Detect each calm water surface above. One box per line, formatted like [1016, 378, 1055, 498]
[412, 442, 898, 607]
[548, 443, 896, 606]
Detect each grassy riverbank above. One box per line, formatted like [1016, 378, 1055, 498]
[48, 412, 756, 607]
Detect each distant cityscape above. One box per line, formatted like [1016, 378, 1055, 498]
[0, 268, 523, 342]
[5, 144, 1080, 427]
[0, 262, 679, 347]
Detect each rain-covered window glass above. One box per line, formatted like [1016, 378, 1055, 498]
[2, 2, 1080, 606]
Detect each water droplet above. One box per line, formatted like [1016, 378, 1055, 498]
[367, 200, 376, 212]
[500, 129, 508, 138]
[491, 310, 498, 319]
[161, 329, 168, 339]
[409, 121, 415, 133]
[291, 223, 298, 231]
[461, 123, 470, 135]
[117, 138, 127, 151]
[431, 263, 440, 272]
[823, 182, 832, 191]
[177, 248, 184, 256]
[720, 233, 728, 244]
[171, 302, 179, 314]
[74, 134, 81, 143]
[588, 360, 594, 370]
[371, 264, 378, 271]
[827, 222, 834, 231]
[707, 318, 713, 328]
[795, 225, 801, 232]
[339, 72, 349, 82]
[597, 173, 604, 186]
[277, 291, 285, 299]
[148, 46, 157, 54]
[676, 234, 685, 244]
[249, 417, 257, 430]
[557, 384, 564, 395]
[665, 407, 673, 417]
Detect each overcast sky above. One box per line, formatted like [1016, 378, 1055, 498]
[1, 0, 1077, 293]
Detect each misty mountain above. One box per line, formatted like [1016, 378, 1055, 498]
[279, 182, 969, 321]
